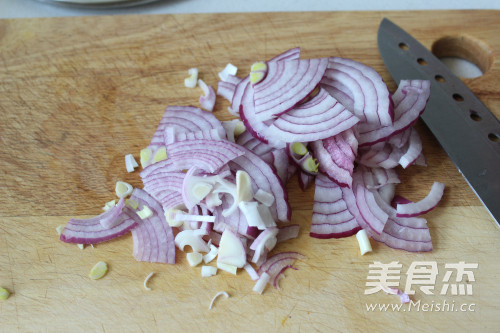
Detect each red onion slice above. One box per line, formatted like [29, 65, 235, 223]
[257, 252, 305, 288]
[327, 57, 393, 126]
[277, 224, 300, 243]
[357, 80, 431, 146]
[149, 106, 225, 147]
[217, 81, 236, 102]
[371, 216, 432, 252]
[396, 182, 445, 217]
[236, 130, 274, 156]
[99, 197, 125, 229]
[130, 188, 175, 264]
[357, 143, 406, 169]
[265, 88, 359, 143]
[311, 131, 356, 188]
[310, 174, 361, 238]
[60, 205, 139, 244]
[253, 58, 328, 121]
[398, 128, 423, 168]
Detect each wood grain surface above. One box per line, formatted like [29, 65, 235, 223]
[1, 10, 500, 332]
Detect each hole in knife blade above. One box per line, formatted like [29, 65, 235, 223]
[431, 35, 492, 78]
[453, 93, 464, 102]
[488, 133, 500, 142]
[435, 75, 446, 83]
[469, 110, 482, 121]
[398, 42, 409, 50]
[417, 58, 427, 65]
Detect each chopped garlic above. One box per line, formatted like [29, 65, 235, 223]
[216, 262, 237, 275]
[356, 229, 372, 255]
[115, 181, 133, 198]
[0, 287, 10, 300]
[187, 252, 203, 267]
[209, 291, 229, 310]
[102, 199, 116, 211]
[56, 225, 64, 236]
[143, 272, 154, 291]
[153, 147, 167, 163]
[137, 206, 153, 220]
[125, 154, 139, 173]
[201, 265, 217, 277]
[140, 147, 152, 169]
[218, 63, 238, 81]
[203, 244, 218, 264]
[236, 170, 253, 203]
[125, 199, 138, 210]
[165, 208, 185, 227]
[184, 68, 198, 88]
[89, 261, 108, 280]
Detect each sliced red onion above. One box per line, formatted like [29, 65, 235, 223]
[163, 139, 247, 173]
[217, 81, 237, 102]
[249, 227, 278, 263]
[273, 265, 298, 289]
[396, 182, 445, 217]
[367, 167, 400, 190]
[257, 252, 305, 288]
[198, 79, 216, 112]
[164, 127, 222, 145]
[265, 88, 359, 143]
[277, 224, 300, 243]
[354, 183, 389, 235]
[224, 74, 243, 85]
[99, 197, 125, 229]
[310, 174, 361, 238]
[391, 195, 413, 208]
[357, 143, 405, 169]
[387, 127, 412, 148]
[311, 131, 356, 188]
[253, 58, 328, 121]
[236, 130, 274, 156]
[371, 216, 432, 252]
[149, 106, 225, 147]
[357, 80, 431, 146]
[327, 57, 393, 126]
[231, 48, 301, 119]
[399, 128, 423, 168]
[320, 76, 354, 111]
[60, 205, 139, 244]
[378, 183, 397, 204]
[130, 188, 175, 264]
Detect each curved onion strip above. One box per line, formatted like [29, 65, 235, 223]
[198, 79, 216, 112]
[311, 135, 354, 188]
[60, 206, 139, 245]
[327, 57, 393, 126]
[257, 251, 306, 275]
[208, 291, 229, 310]
[149, 106, 225, 147]
[310, 174, 361, 238]
[231, 48, 301, 119]
[253, 58, 328, 121]
[265, 88, 359, 143]
[396, 182, 445, 217]
[357, 80, 431, 146]
[130, 188, 175, 264]
[217, 81, 236, 102]
[371, 216, 432, 252]
[399, 128, 423, 168]
[276, 224, 300, 243]
[273, 265, 298, 289]
[99, 197, 125, 229]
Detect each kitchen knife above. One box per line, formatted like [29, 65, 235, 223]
[377, 18, 500, 228]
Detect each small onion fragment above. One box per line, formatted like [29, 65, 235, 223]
[209, 291, 229, 310]
[202, 265, 217, 277]
[356, 229, 372, 255]
[396, 182, 445, 217]
[143, 272, 154, 291]
[125, 154, 139, 173]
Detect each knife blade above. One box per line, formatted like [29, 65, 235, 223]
[377, 18, 500, 228]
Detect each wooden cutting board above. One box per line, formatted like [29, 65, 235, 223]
[1, 10, 500, 332]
